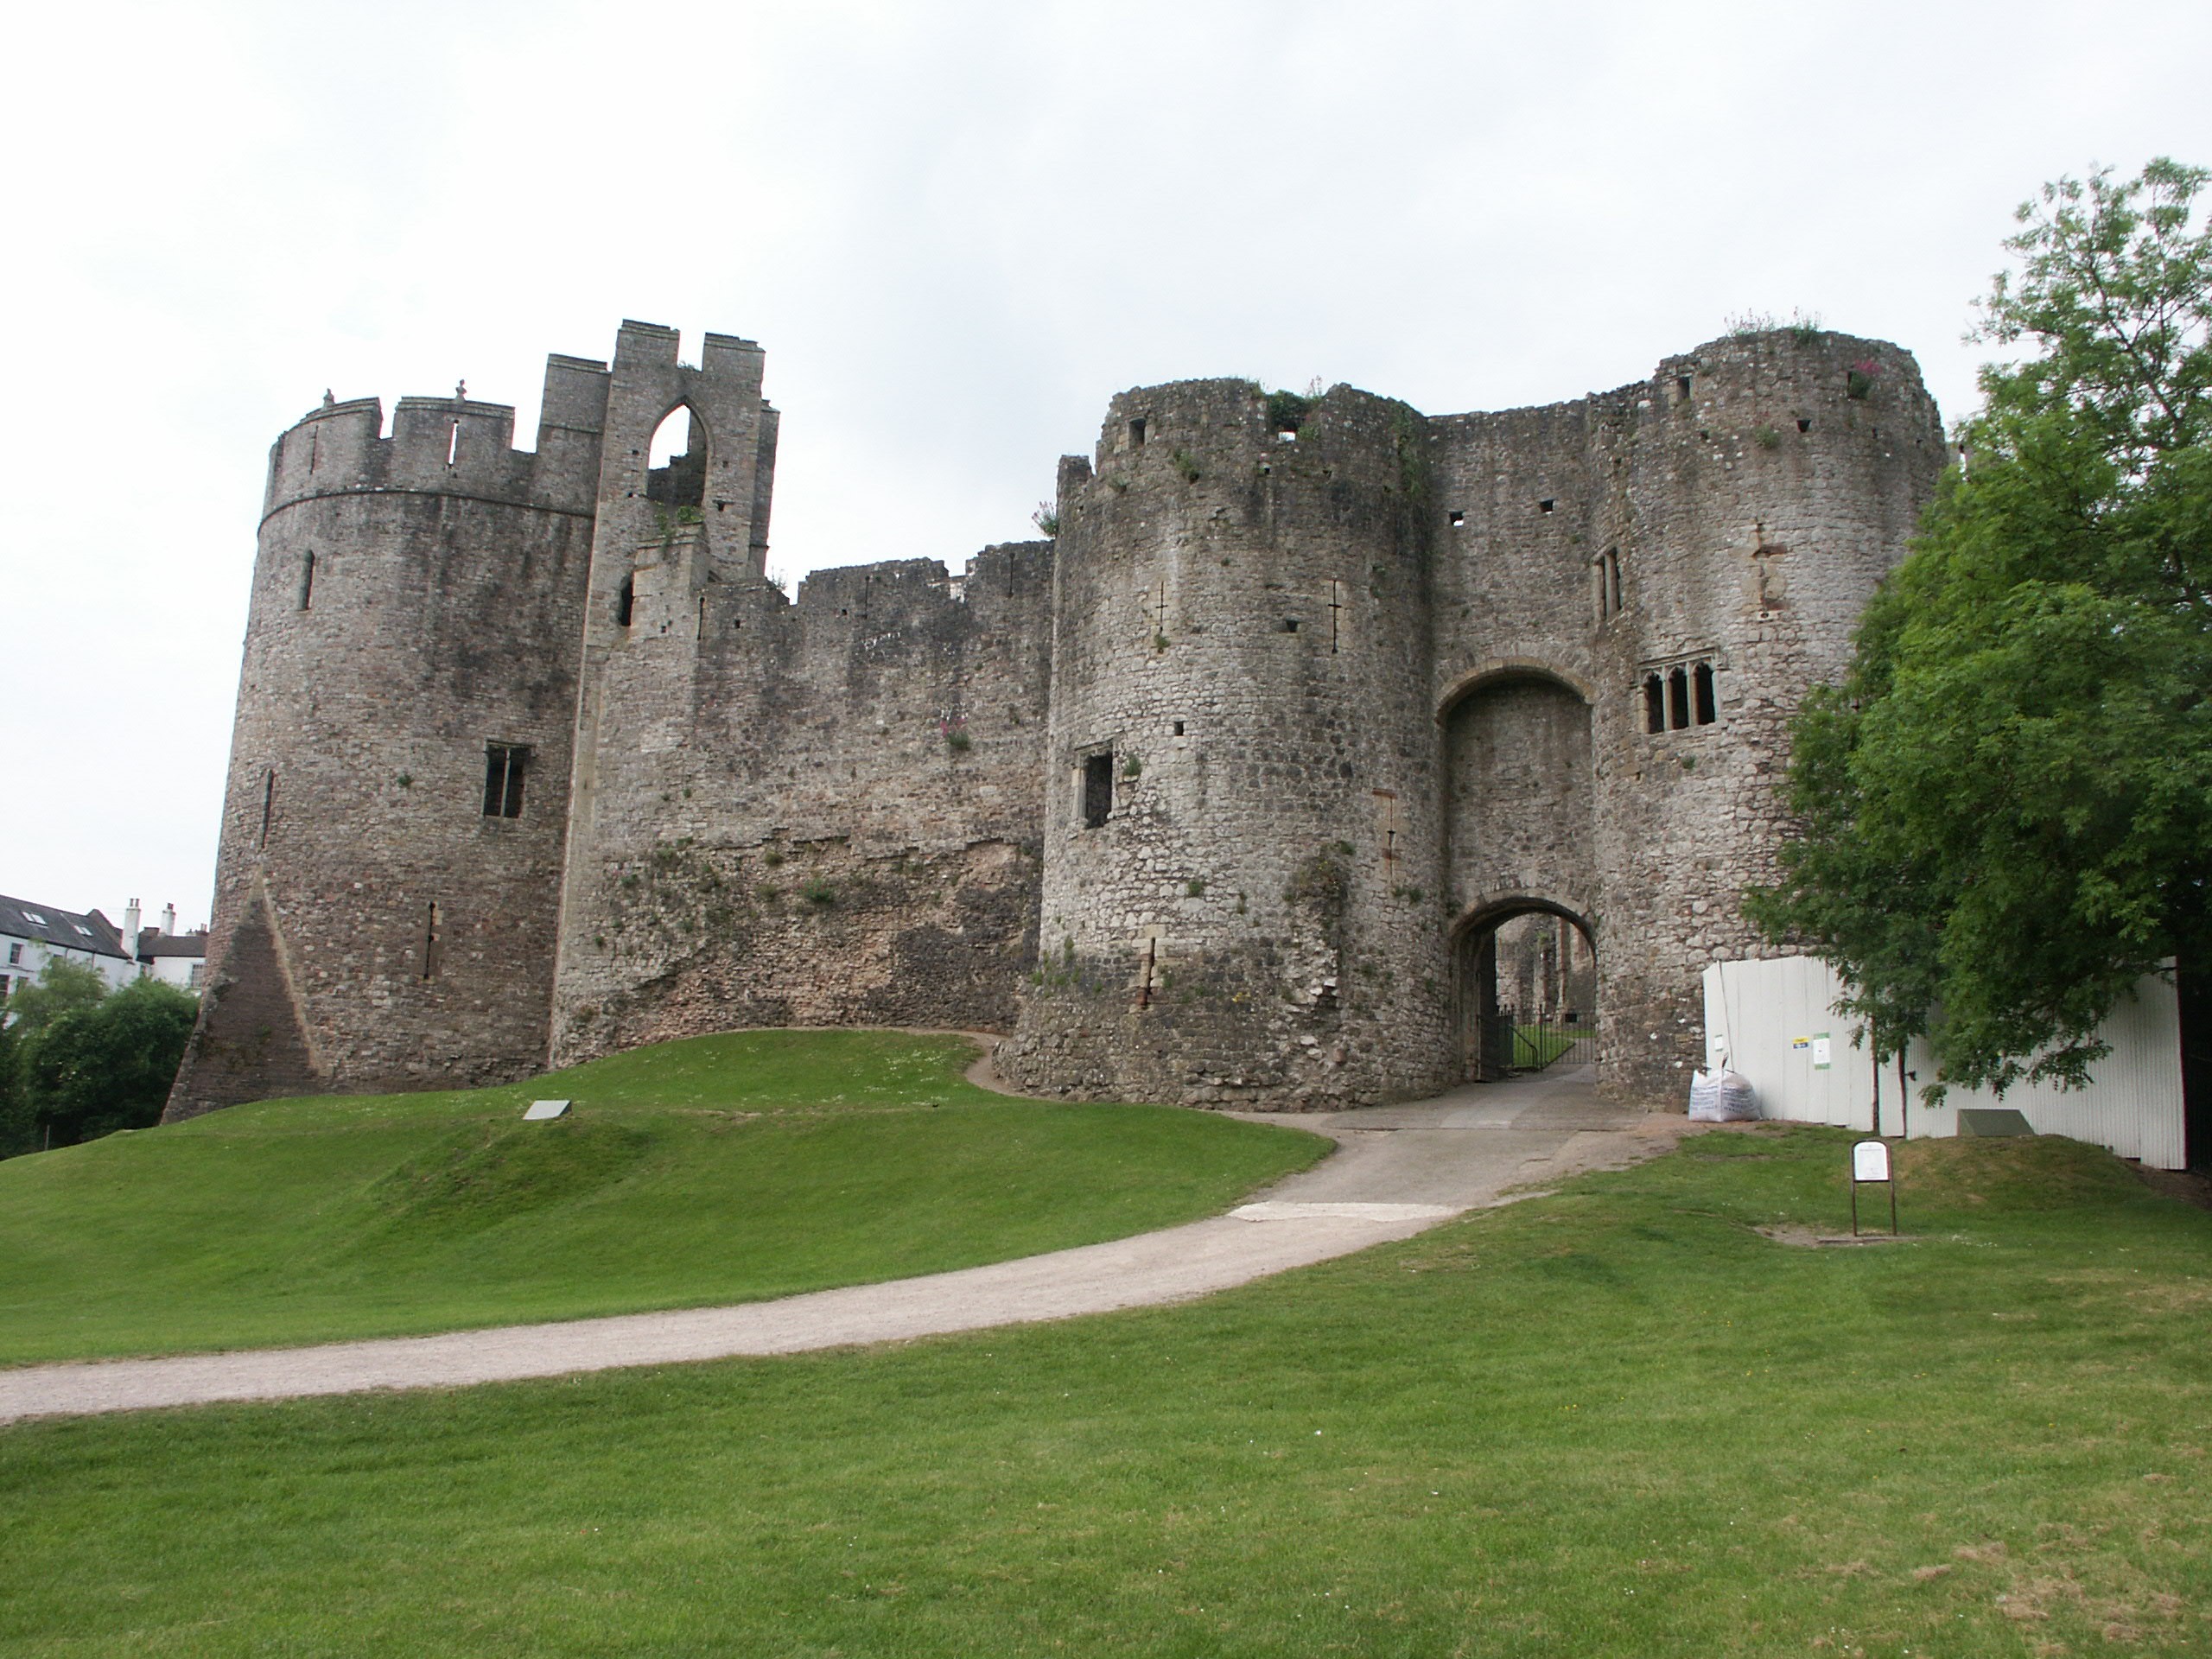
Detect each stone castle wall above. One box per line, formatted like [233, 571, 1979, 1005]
[549, 545, 1053, 1063]
[172, 322, 1944, 1121]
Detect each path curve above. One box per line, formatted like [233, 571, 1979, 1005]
[0, 1063, 1682, 1424]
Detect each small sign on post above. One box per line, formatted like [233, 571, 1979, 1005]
[1850, 1139, 1897, 1236]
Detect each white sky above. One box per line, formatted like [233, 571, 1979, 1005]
[4, 0, 2209, 931]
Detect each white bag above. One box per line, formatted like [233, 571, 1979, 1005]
[1688, 1067, 1758, 1122]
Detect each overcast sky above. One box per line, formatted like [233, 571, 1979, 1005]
[4, 0, 2209, 931]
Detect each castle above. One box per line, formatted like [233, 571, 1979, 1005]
[165, 320, 1944, 1120]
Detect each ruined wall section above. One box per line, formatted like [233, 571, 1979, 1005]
[999, 379, 1449, 1109]
[549, 543, 1055, 1062]
[167, 356, 608, 1116]
[1592, 330, 1944, 1098]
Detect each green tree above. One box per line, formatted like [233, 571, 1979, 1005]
[1750, 158, 2212, 1094]
[1, 964, 198, 1153]
[0, 959, 112, 1155]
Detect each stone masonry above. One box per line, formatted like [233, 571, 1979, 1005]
[166, 322, 1942, 1120]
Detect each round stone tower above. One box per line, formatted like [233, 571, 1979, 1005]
[1587, 328, 1947, 1098]
[997, 378, 1453, 1108]
[165, 359, 609, 1116]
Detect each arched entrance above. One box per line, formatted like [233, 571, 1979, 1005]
[1439, 665, 1599, 1085]
[1451, 899, 1597, 1083]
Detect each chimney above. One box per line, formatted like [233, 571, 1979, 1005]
[161, 903, 177, 937]
[124, 899, 142, 950]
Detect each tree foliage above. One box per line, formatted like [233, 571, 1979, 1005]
[1750, 159, 2212, 1094]
[0, 963, 197, 1154]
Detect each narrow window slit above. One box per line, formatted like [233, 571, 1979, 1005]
[1694, 661, 1718, 725]
[259, 770, 276, 846]
[299, 550, 315, 611]
[615, 575, 634, 628]
[1136, 938, 1157, 1009]
[1083, 753, 1114, 829]
[422, 901, 440, 981]
[447, 421, 460, 467]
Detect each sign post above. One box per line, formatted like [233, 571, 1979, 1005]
[1850, 1139, 1897, 1236]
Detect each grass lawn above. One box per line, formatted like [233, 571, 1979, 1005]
[0, 1031, 1324, 1365]
[1510, 1025, 1587, 1069]
[3, 1124, 2205, 1655]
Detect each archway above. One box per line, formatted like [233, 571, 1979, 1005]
[1450, 900, 1597, 1083]
[645, 404, 709, 510]
[1439, 668, 1599, 1083]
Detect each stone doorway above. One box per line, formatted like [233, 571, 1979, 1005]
[1451, 903, 1596, 1084]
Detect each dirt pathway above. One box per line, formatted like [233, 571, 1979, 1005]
[0, 1064, 1679, 1424]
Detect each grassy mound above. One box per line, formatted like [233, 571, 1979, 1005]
[3, 1123, 2205, 1656]
[0, 1031, 1325, 1365]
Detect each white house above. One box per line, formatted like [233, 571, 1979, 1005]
[0, 893, 137, 1006]
[126, 900, 208, 990]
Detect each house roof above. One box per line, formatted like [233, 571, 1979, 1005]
[0, 894, 131, 961]
[137, 929, 209, 960]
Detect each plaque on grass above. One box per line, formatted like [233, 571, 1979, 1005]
[523, 1099, 571, 1121]
[1957, 1108, 2034, 1138]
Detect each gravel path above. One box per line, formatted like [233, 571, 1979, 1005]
[0, 1061, 1680, 1424]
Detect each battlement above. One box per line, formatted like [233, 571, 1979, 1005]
[263, 346, 617, 520]
[1079, 378, 1428, 512]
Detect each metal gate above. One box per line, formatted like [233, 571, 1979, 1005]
[1484, 1007, 1593, 1074]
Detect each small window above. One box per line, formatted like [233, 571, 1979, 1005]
[1675, 375, 1693, 403]
[483, 744, 529, 818]
[1668, 666, 1691, 730]
[1644, 675, 1666, 734]
[259, 770, 276, 847]
[1538, 499, 1555, 514]
[1447, 510, 1465, 527]
[299, 550, 315, 611]
[616, 575, 634, 628]
[7, 943, 21, 965]
[1083, 753, 1114, 829]
[422, 900, 440, 982]
[1281, 618, 1300, 633]
[1128, 417, 1147, 448]
[1173, 720, 1185, 736]
[1694, 661, 1718, 725]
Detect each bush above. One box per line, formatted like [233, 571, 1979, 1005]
[3, 967, 196, 1153]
